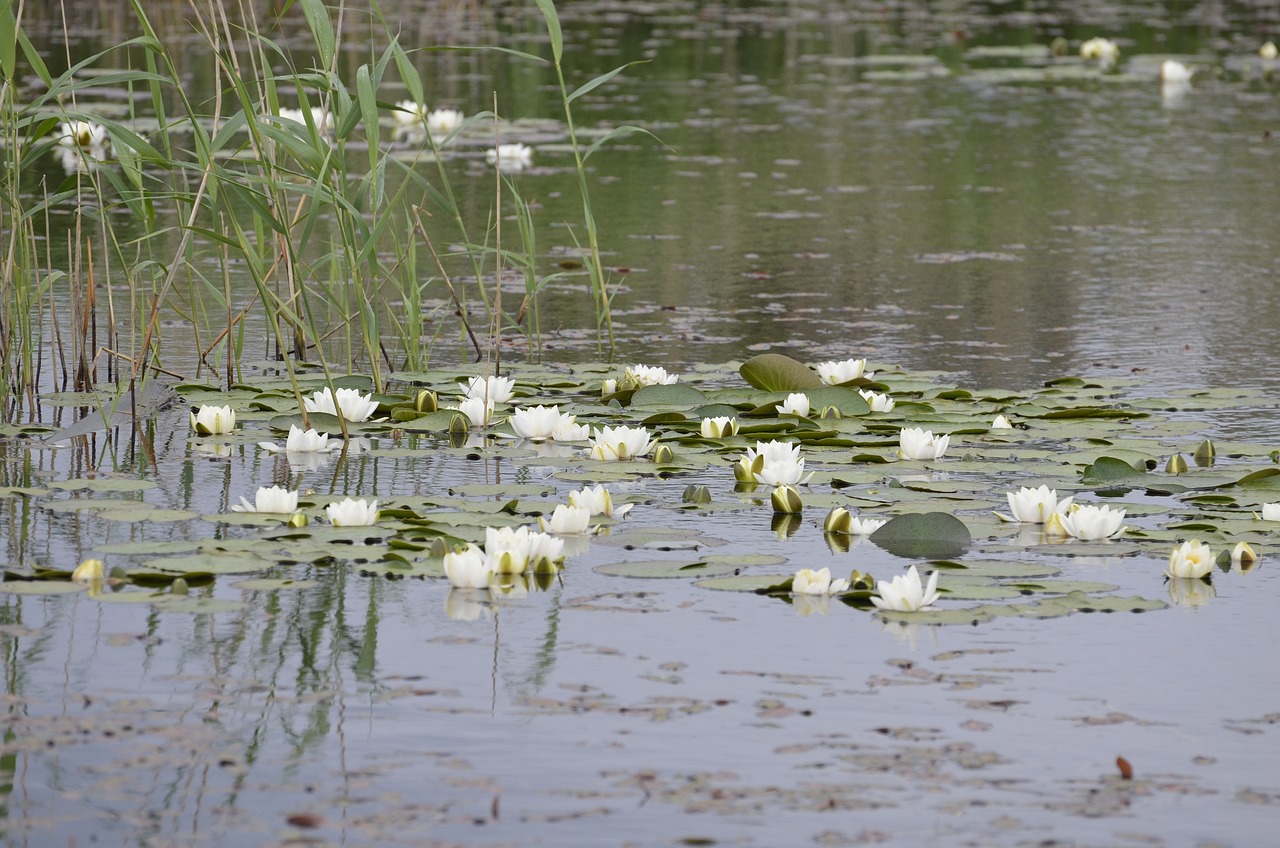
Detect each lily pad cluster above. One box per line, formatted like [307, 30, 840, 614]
[3, 354, 1272, 622]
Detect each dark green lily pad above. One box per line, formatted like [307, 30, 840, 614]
[739, 354, 824, 392]
[870, 512, 972, 559]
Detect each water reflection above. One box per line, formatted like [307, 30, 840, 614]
[1166, 576, 1216, 608]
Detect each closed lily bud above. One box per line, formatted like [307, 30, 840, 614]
[848, 570, 875, 591]
[287, 511, 308, 528]
[819, 405, 841, 419]
[414, 389, 438, 413]
[734, 455, 764, 483]
[171, 578, 189, 596]
[824, 507, 853, 534]
[601, 378, 618, 396]
[652, 444, 675, 465]
[448, 412, 470, 446]
[771, 484, 804, 514]
[71, 558, 105, 582]
[682, 484, 713, 504]
[1193, 439, 1215, 466]
[1232, 541, 1258, 566]
[1166, 453, 1188, 474]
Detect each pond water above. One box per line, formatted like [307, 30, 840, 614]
[3, 2, 1280, 846]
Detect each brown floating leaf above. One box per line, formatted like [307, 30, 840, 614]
[286, 813, 324, 829]
[1116, 756, 1133, 780]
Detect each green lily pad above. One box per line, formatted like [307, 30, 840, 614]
[739, 354, 824, 392]
[0, 581, 86, 595]
[595, 560, 738, 579]
[233, 578, 322, 591]
[870, 512, 972, 559]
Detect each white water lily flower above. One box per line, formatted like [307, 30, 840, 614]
[538, 504, 592, 535]
[232, 485, 298, 514]
[427, 108, 464, 138]
[394, 99, 427, 126]
[816, 358, 868, 385]
[850, 516, 887, 535]
[451, 397, 495, 428]
[1166, 540, 1214, 579]
[756, 456, 811, 486]
[898, 427, 950, 461]
[1000, 486, 1073, 524]
[792, 567, 832, 596]
[601, 378, 618, 396]
[325, 497, 379, 527]
[859, 390, 895, 413]
[527, 530, 565, 564]
[464, 375, 516, 404]
[484, 526, 532, 574]
[444, 544, 493, 590]
[1259, 503, 1280, 521]
[871, 565, 940, 612]
[259, 424, 333, 454]
[509, 405, 564, 440]
[71, 558, 105, 582]
[568, 484, 632, 518]
[624, 364, 679, 386]
[991, 414, 1013, 429]
[551, 416, 591, 441]
[700, 417, 739, 438]
[1160, 59, 1193, 84]
[1263, 41, 1278, 60]
[1059, 504, 1127, 540]
[485, 143, 533, 172]
[744, 440, 802, 466]
[777, 393, 811, 417]
[589, 425, 655, 461]
[58, 119, 109, 150]
[190, 404, 236, 435]
[1080, 37, 1119, 68]
[304, 387, 378, 422]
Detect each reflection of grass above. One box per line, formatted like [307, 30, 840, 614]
[0, 0, 637, 423]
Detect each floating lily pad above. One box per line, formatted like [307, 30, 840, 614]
[233, 578, 322, 591]
[739, 354, 824, 392]
[595, 560, 737, 579]
[0, 581, 85, 595]
[870, 512, 972, 559]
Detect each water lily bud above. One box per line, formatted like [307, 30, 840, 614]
[1231, 542, 1258, 566]
[682, 484, 712, 504]
[771, 484, 804, 514]
[414, 389, 438, 413]
[819, 405, 841, 419]
[171, 578, 189, 596]
[734, 455, 764, 483]
[1193, 439, 1215, 467]
[1051, 36, 1069, 57]
[1165, 453, 1188, 474]
[847, 570, 875, 591]
[652, 444, 675, 465]
[448, 413, 470, 446]
[428, 537, 450, 558]
[601, 378, 618, 397]
[71, 558, 105, 582]
[991, 414, 1013, 430]
[1043, 511, 1070, 538]
[824, 507, 853, 534]
[531, 554, 560, 574]
[287, 511, 308, 528]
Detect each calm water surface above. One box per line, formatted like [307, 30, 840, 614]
[3, 2, 1280, 846]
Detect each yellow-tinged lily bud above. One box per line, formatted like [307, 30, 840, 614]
[531, 554, 560, 574]
[771, 484, 804, 514]
[1232, 541, 1258, 566]
[1193, 439, 1215, 467]
[734, 455, 764, 483]
[1043, 511, 1070, 538]
[1166, 453, 1188, 474]
[819, 406, 841, 419]
[448, 413, 470, 447]
[824, 506, 852, 534]
[71, 558, 105, 582]
[414, 389, 438, 413]
[287, 511, 308, 528]
[847, 570, 875, 591]
[171, 578, 189, 596]
[652, 444, 675, 465]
